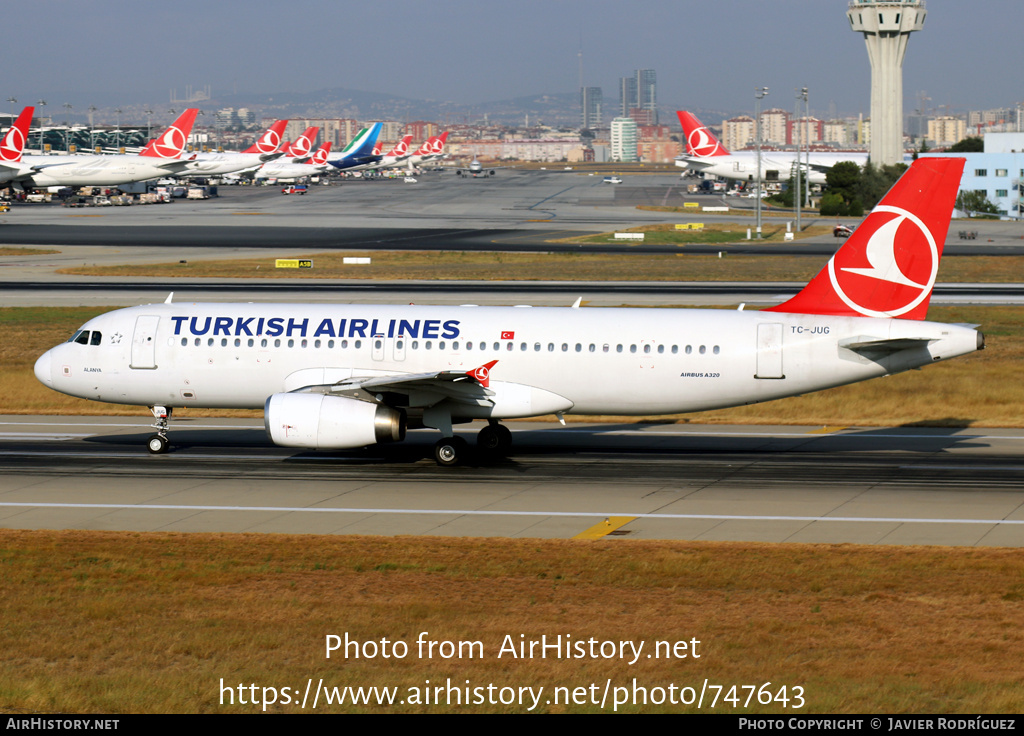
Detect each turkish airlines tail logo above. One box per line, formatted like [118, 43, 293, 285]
[290, 127, 319, 157]
[141, 108, 198, 159]
[430, 132, 449, 153]
[412, 138, 434, 156]
[243, 119, 287, 155]
[676, 111, 729, 157]
[0, 106, 33, 162]
[766, 157, 966, 320]
[311, 142, 332, 165]
[385, 135, 412, 158]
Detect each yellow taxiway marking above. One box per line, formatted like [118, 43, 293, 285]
[807, 426, 848, 434]
[574, 516, 636, 540]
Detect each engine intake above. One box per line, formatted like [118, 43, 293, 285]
[265, 393, 406, 449]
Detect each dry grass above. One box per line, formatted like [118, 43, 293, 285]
[54, 250, 1024, 284]
[0, 247, 58, 256]
[3, 306, 1020, 426]
[0, 530, 1022, 713]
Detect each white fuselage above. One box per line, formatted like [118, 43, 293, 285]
[676, 151, 870, 185]
[176, 152, 272, 177]
[254, 160, 327, 179]
[35, 303, 980, 417]
[18, 154, 189, 187]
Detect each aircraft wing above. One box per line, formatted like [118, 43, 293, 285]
[153, 159, 196, 171]
[293, 361, 498, 407]
[674, 156, 714, 172]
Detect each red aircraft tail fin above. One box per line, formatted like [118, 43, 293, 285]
[140, 108, 198, 158]
[765, 157, 965, 320]
[242, 119, 288, 155]
[676, 111, 730, 157]
[0, 106, 33, 162]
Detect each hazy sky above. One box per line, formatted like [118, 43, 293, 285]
[6, 1, 1020, 118]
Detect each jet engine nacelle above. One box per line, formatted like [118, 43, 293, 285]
[264, 393, 406, 449]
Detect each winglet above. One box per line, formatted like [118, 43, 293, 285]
[765, 157, 965, 320]
[0, 106, 33, 163]
[469, 360, 498, 388]
[677, 111, 730, 157]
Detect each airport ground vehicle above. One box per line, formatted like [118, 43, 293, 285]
[281, 185, 308, 195]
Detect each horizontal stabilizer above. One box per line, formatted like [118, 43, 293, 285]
[839, 336, 933, 353]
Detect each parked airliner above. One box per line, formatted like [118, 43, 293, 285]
[675, 111, 869, 185]
[326, 123, 383, 171]
[402, 132, 449, 172]
[176, 119, 288, 177]
[254, 142, 331, 180]
[12, 109, 200, 188]
[34, 158, 979, 466]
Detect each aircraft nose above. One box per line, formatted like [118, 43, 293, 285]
[34, 350, 53, 388]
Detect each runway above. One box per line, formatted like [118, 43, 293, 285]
[2, 416, 1022, 546]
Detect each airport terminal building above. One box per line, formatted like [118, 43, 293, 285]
[923, 132, 1024, 219]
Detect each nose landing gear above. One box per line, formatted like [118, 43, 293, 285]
[147, 405, 172, 454]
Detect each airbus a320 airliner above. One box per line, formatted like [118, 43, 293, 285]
[34, 158, 981, 466]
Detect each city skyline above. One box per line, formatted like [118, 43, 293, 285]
[4, 1, 1018, 119]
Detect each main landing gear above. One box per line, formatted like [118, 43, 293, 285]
[147, 405, 172, 454]
[432, 421, 512, 466]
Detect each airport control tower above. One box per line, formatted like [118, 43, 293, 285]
[847, 0, 926, 165]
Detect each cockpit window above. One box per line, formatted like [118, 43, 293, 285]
[69, 330, 102, 346]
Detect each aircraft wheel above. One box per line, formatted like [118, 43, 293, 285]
[147, 434, 169, 454]
[477, 424, 511, 456]
[434, 436, 468, 467]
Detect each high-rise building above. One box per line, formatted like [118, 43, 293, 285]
[618, 77, 637, 117]
[847, 0, 926, 165]
[581, 87, 603, 130]
[927, 116, 967, 147]
[635, 69, 657, 125]
[610, 117, 638, 162]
